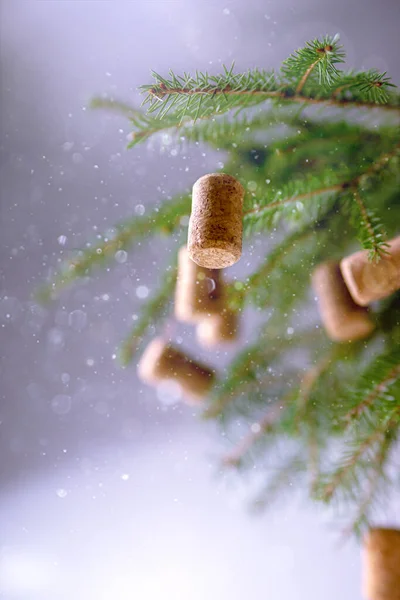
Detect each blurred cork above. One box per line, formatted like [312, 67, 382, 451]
[175, 245, 223, 323]
[188, 173, 245, 269]
[340, 237, 400, 306]
[363, 527, 400, 600]
[137, 337, 215, 404]
[312, 260, 375, 342]
[197, 309, 239, 347]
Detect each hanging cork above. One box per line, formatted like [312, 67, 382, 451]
[137, 337, 215, 404]
[188, 173, 245, 269]
[312, 260, 375, 342]
[340, 237, 400, 306]
[197, 309, 239, 347]
[175, 245, 224, 323]
[363, 528, 400, 600]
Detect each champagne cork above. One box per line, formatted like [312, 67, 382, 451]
[197, 309, 239, 347]
[340, 237, 400, 306]
[175, 245, 224, 323]
[363, 528, 400, 600]
[188, 173, 245, 269]
[312, 260, 375, 342]
[137, 337, 215, 404]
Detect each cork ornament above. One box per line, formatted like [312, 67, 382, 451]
[175, 245, 223, 323]
[197, 309, 239, 347]
[137, 337, 215, 404]
[341, 236, 400, 306]
[188, 173, 245, 269]
[312, 260, 375, 342]
[363, 528, 400, 600]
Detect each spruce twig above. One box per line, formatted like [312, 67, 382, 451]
[41, 35, 400, 535]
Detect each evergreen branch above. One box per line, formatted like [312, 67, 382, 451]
[283, 35, 345, 94]
[39, 194, 190, 300]
[296, 351, 336, 424]
[119, 264, 178, 366]
[144, 82, 400, 118]
[140, 66, 282, 125]
[243, 143, 400, 240]
[296, 59, 320, 94]
[351, 190, 389, 259]
[222, 403, 284, 467]
[245, 227, 314, 292]
[90, 96, 141, 117]
[318, 413, 399, 503]
[251, 456, 307, 512]
[243, 183, 344, 218]
[344, 350, 400, 423]
[346, 429, 397, 536]
[332, 70, 397, 104]
[205, 330, 323, 420]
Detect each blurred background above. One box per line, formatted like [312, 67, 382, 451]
[1, 1, 399, 598]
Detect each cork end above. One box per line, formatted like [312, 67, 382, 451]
[188, 244, 241, 269]
[340, 256, 370, 307]
[328, 313, 375, 342]
[363, 527, 400, 600]
[193, 172, 245, 195]
[197, 311, 239, 347]
[312, 260, 375, 342]
[340, 237, 400, 306]
[137, 337, 166, 384]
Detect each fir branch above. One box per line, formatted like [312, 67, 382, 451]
[296, 351, 336, 424]
[243, 182, 344, 218]
[318, 413, 399, 503]
[206, 329, 323, 420]
[223, 403, 284, 467]
[39, 194, 189, 300]
[245, 227, 314, 292]
[344, 350, 400, 423]
[119, 263, 177, 366]
[139, 65, 399, 145]
[351, 189, 389, 259]
[90, 96, 141, 117]
[281, 35, 345, 93]
[251, 455, 307, 512]
[243, 143, 400, 247]
[346, 429, 397, 536]
[140, 65, 282, 124]
[332, 69, 397, 104]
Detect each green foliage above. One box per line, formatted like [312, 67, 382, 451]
[119, 262, 178, 367]
[40, 194, 189, 299]
[281, 34, 345, 89]
[44, 36, 400, 535]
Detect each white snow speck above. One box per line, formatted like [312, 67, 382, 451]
[57, 235, 67, 246]
[51, 394, 72, 415]
[115, 250, 128, 264]
[136, 286, 149, 299]
[135, 204, 145, 216]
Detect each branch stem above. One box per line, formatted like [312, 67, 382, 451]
[296, 59, 320, 94]
[244, 143, 400, 219]
[345, 363, 400, 422]
[149, 86, 400, 112]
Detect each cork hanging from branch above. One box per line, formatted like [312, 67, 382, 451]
[312, 260, 375, 342]
[137, 337, 215, 404]
[197, 308, 239, 347]
[362, 527, 400, 600]
[341, 236, 400, 306]
[188, 173, 245, 269]
[175, 245, 224, 323]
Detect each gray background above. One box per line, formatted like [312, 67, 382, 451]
[1, 1, 399, 598]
